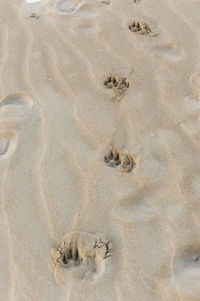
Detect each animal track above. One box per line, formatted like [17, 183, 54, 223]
[0, 93, 33, 159]
[129, 21, 156, 36]
[174, 246, 200, 271]
[104, 75, 130, 101]
[51, 231, 112, 283]
[0, 93, 33, 123]
[0, 131, 19, 159]
[173, 245, 200, 299]
[29, 13, 40, 19]
[104, 145, 137, 173]
[55, 0, 84, 14]
[53, 241, 82, 267]
[98, 0, 111, 5]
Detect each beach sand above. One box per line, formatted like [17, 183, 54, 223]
[1, 0, 200, 300]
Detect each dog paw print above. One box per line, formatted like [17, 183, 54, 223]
[51, 231, 112, 283]
[104, 75, 130, 101]
[129, 21, 157, 36]
[51, 238, 84, 268]
[104, 145, 137, 173]
[29, 13, 40, 19]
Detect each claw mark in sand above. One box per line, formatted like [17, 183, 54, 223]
[51, 231, 112, 283]
[104, 145, 137, 173]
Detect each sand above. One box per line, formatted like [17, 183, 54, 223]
[0, 0, 200, 300]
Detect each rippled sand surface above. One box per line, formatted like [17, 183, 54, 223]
[1, 0, 200, 300]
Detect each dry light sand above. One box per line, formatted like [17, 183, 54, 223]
[1, 0, 200, 300]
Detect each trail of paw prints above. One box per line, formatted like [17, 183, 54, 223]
[104, 145, 137, 173]
[129, 21, 157, 37]
[0, 93, 33, 159]
[51, 231, 112, 284]
[104, 74, 130, 101]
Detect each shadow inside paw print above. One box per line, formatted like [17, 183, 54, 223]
[29, 13, 40, 19]
[104, 75, 129, 92]
[52, 241, 83, 268]
[129, 21, 156, 36]
[104, 145, 137, 173]
[104, 75, 130, 101]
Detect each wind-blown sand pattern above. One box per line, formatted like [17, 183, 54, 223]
[1, 0, 200, 300]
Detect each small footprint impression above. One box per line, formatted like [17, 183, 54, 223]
[0, 93, 33, 159]
[104, 145, 137, 173]
[51, 231, 112, 283]
[54, 0, 85, 15]
[173, 245, 200, 299]
[129, 21, 157, 37]
[98, 0, 111, 5]
[0, 93, 33, 123]
[0, 131, 19, 160]
[104, 74, 130, 101]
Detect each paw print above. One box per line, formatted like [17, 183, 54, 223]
[129, 21, 157, 37]
[51, 231, 112, 282]
[104, 75, 130, 101]
[104, 145, 137, 173]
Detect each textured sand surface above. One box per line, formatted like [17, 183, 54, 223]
[1, 0, 200, 300]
